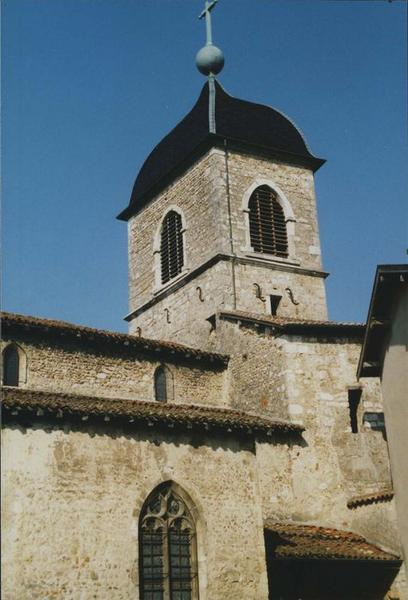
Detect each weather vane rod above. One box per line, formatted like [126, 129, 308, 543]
[195, 0, 225, 134]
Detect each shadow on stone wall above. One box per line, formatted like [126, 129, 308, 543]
[3, 416, 306, 455]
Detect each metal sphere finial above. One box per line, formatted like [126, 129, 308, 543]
[196, 45, 224, 76]
[197, 0, 224, 77]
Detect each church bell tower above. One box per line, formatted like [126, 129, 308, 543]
[118, 1, 328, 348]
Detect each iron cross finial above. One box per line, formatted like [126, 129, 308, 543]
[195, 0, 224, 78]
[195, 0, 224, 134]
[198, 0, 218, 46]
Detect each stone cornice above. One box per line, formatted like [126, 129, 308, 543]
[126, 254, 328, 322]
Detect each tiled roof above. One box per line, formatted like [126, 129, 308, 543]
[220, 310, 364, 337]
[2, 387, 303, 436]
[1, 312, 228, 368]
[264, 522, 399, 562]
[118, 81, 325, 221]
[347, 489, 394, 509]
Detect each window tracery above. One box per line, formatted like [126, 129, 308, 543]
[139, 483, 198, 600]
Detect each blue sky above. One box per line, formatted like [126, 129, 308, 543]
[2, 0, 407, 332]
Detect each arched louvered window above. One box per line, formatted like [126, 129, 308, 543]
[3, 345, 20, 386]
[154, 366, 174, 403]
[248, 186, 288, 257]
[161, 211, 184, 285]
[139, 483, 199, 600]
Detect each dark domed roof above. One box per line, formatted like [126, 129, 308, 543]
[118, 81, 325, 221]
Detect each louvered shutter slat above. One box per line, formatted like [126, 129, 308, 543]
[160, 211, 184, 284]
[248, 186, 288, 257]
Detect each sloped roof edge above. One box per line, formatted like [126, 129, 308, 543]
[219, 310, 364, 337]
[357, 264, 408, 378]
[347, 488, 394, 509]
[1, 312, 228, 368]
[264, 522, 400, 562]
[2, 387, 303, 436]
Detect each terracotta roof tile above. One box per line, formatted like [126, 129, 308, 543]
[2, 387, 303, 436]
[347, 489, 394, 509]
[1, 312, 228, 368]
[264, 522, 399, 562]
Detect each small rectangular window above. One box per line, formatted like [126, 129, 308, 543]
[348, 388, 361, 433]
[363, 412, 385, 432]
[270, 295, 282, 316]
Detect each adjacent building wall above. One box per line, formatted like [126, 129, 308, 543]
[381, 288, 408, 574]
[209, 318, 398, 553]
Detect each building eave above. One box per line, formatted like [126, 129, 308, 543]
[219, 310, 365, 339]
[357, 264, 408, 379]
[347, 488, 394, 509]
[2, 387, 303, 437]
[1, 311, 228, 369]
[264, 522, 400, 563]
[117, 135, 325, 223]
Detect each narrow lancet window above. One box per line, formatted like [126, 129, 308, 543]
[2, 345, 20, 386]
[348, 388, 362, 433]
[154, 366, 168, 403]
[161, 211, 184, 284]
[248, 186, 288, 257]
[139, 483, 198, 600]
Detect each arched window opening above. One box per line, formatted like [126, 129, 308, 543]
[248, 185, 288, 257]
[139, 483, 199, 600]
[3, 345, 20, 386]
[154, 366, 168, 403]
[161, 211, 184, 285]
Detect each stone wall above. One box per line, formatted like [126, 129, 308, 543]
[209, 319, 397, 549]
[1, 423, 269, 600]
[0, 338, 226, 408]
[129, 259, 232, 348]
[225, 149, 324, 272]
[127, 146, 328, 346]
[128, 149, 228, 314]
[233, 261, 327, 321]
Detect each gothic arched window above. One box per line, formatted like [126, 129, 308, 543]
[2, 344, 20, 386]
[161, 211, 184, 285]
[154, 366, 174, 403]
[139, 483, 199, 600]
[248, 185, 288, 257]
